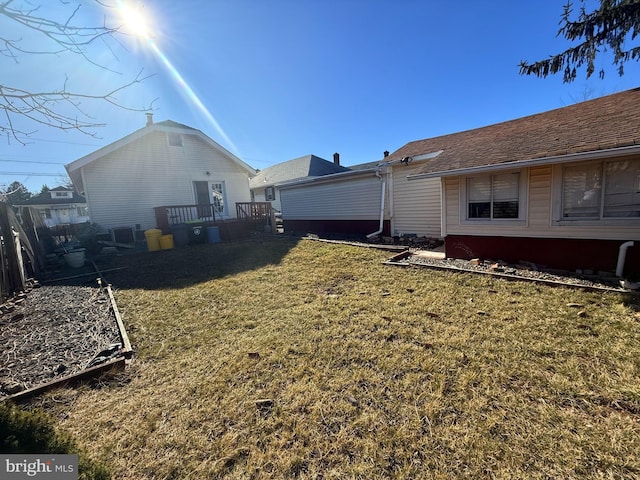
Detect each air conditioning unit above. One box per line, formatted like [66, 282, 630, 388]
[111, 226, 136, 244]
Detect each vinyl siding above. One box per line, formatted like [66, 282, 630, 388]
[445, 164, 640, 241]
[280, 174, 382, 220]
[82, 131, 251, 231]
[392, 167, 441, 237]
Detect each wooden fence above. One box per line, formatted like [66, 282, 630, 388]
[0, 203, 60, 300]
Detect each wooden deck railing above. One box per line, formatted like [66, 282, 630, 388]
[154, 202, 276, 233]
[236, 202, 276, 229]
[154, 204, 218, 232]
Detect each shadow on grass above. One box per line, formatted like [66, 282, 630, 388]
[622, 291, 640, 310]
[88, 236, 301, 290]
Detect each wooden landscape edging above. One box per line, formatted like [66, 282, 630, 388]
[2, 271, 134, 403]
[1, 357, 126, 403]
[99, 278, 133, 357]
[385, 254, 633, 294]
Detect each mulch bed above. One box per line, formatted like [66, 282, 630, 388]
[0, 283, 122, 398]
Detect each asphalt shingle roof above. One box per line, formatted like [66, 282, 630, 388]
[249, 155, 350, 188]
[18, 187, 86, 206]
[388, 87, 640, 177]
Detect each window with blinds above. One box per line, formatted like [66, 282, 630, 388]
[562, 158, 640, 219]
[467, 172, 520, 220]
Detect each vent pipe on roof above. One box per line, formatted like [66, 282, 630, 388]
[383, 151, 389, 158]
[333, 152, 340, 165]
[146, 112, 153, 126]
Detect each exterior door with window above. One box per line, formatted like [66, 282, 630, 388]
[193, 181, 227, 219]
[57, 208, 71, 224]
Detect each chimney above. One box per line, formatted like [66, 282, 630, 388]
[333, 152, 340, 165]
[146, 112, 153, 126]
[383, 150, 389, 158]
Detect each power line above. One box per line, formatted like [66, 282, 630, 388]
[0, 159, 67, 165]
[12, 136, 102, 147]
[0, 171, 64, 177]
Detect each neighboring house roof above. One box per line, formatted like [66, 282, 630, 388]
[249, 155, 350, 189]
[346, 160, 382, 171]
[277, 164, 381, 190]
[387, 87, 640, 179]
[65, 119, 256, 192]
[15, 187, 86, 206]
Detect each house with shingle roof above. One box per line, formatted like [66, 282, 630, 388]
[387, 87, 640, 274]
[14, 186, 89, 227]
[65, 115, 256, 235]
[277, 152, 442, 239]
[250, 154, 349, 212]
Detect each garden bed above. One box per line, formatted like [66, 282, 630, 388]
[0, 282, 129, 400]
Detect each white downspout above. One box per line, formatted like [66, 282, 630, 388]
[387, 168, 394, 237]
[616, 241, 634, 277]
[366, 169, 386, 239]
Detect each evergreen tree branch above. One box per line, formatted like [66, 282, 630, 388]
[519, 0, 640, 82]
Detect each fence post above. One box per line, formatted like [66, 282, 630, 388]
[0, 202, 25, 295]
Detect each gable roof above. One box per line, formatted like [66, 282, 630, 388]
[388, 87, 640, 179]
[249, 154, 350, 188]
[65, 119, 256, 192]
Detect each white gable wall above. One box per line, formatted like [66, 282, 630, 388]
[82, 131, 251, 231]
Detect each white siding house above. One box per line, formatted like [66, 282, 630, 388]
[250, 154, 349, 213]
[15, 187, 89, 227]
[278, 155, 443, 239]
[387, 88, 640, 274]
[65, 118, 256, 233]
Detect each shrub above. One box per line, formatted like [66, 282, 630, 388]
[0, 401, 110, 480]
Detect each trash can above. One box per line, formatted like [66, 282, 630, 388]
[144, 229, 162, 252]
[160, 234, 174, 250]
[64, 248, 86, 268]
[171, 224, 189, 247]
[207, 226, 221, 243]
[188, 224, 206, 245]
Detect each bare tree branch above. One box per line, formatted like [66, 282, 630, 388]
[0, 0, 155, 141]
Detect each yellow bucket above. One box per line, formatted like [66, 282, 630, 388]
[144, 229, 162, 252]
[160, 234, 174, 250]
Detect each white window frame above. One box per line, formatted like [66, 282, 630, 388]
[167, 132, 183, 147]
[552, 157, 640, 225]
[265, 186, 276, 201]
[210, 181, 226, 216]
[460, 169, 528, 225]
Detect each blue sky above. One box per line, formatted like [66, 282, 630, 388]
[2, 0, 640, 193]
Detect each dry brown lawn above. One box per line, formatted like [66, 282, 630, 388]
[38, 237, 640, 479]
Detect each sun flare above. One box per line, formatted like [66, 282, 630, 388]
[119, 3, 150, 38]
